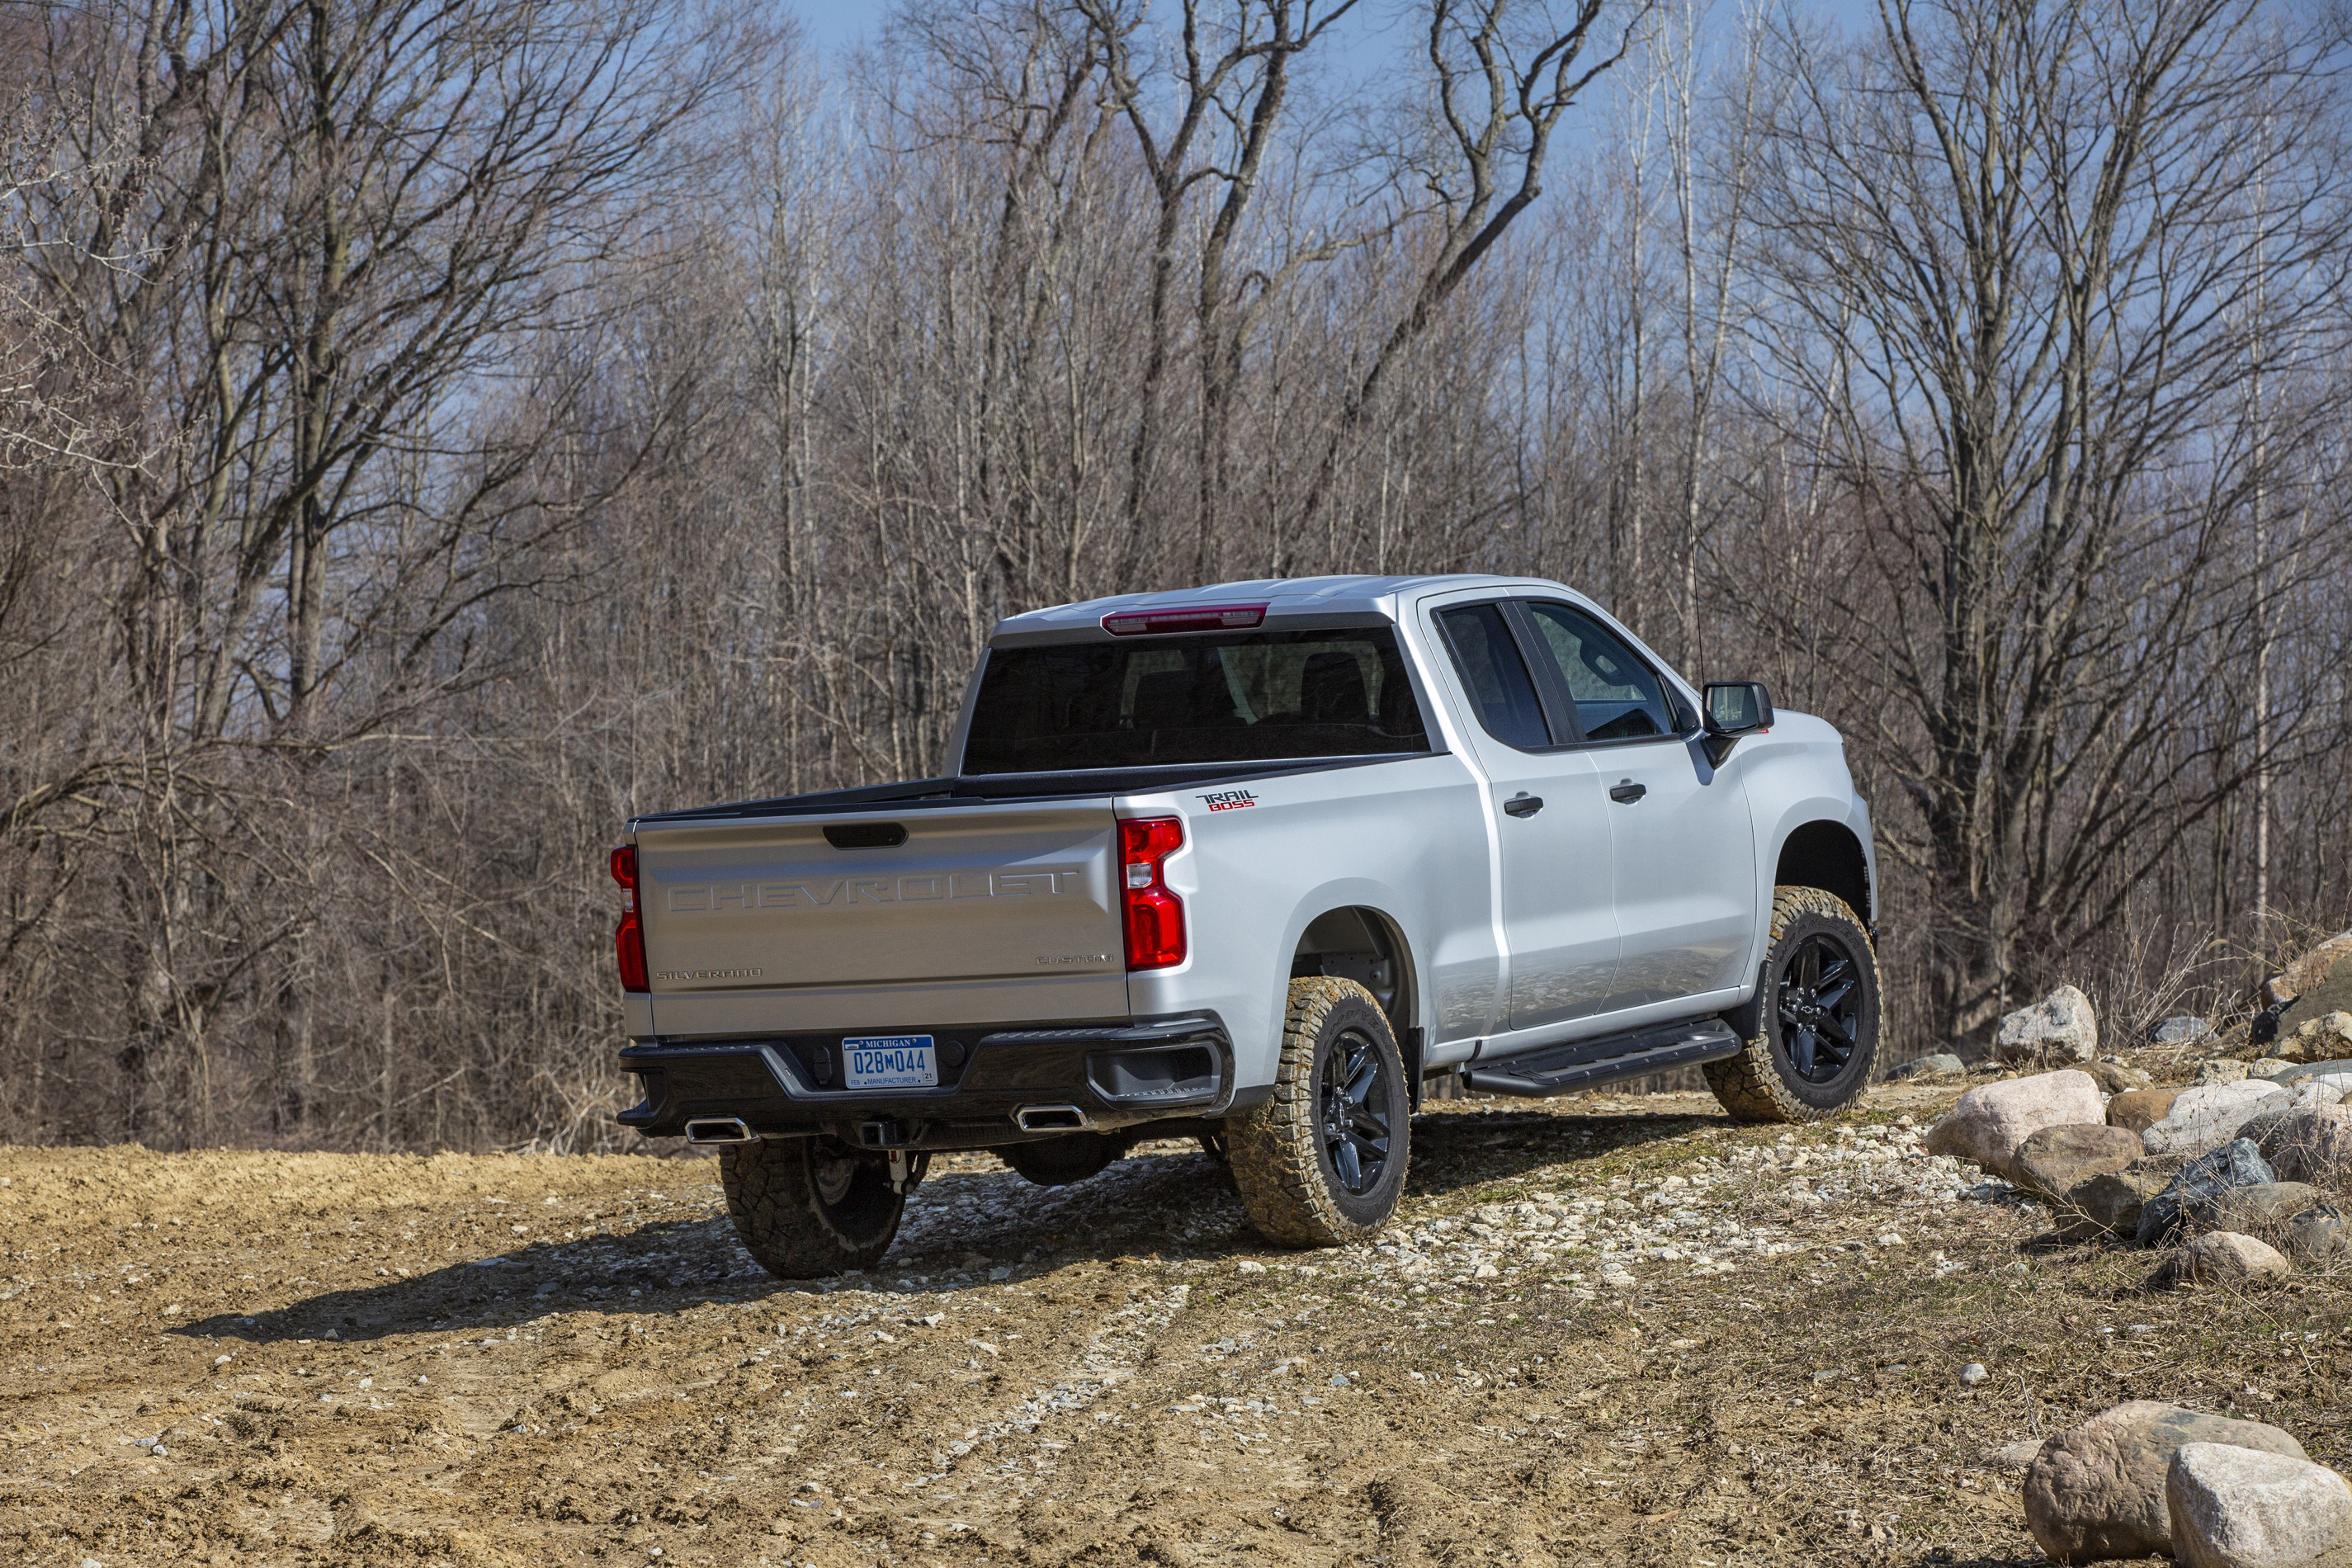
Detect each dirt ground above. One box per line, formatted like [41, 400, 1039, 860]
[5, 1087, 2350, 1568]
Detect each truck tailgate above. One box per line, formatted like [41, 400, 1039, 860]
[633, 802, 1126, 1034]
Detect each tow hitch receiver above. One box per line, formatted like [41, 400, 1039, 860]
[858, 1117, 913, 1149]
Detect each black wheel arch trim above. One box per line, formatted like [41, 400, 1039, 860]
[1773, 821, 1875, 929]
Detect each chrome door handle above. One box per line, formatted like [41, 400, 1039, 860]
[1608, 781, 1647, 804]
[1504, 793, 1543, 818]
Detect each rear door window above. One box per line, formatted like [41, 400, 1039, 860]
[1433, 602, 1552, 751]
[1519, 601, 1678, 742]
[962, 626, 1430, 773]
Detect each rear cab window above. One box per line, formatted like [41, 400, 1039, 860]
[962, 626, 1432, 774]
[1433, 602, 1551, 750]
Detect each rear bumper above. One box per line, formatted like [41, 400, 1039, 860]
[617, 1014, 1241, 1150]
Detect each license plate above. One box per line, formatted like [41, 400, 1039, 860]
[841, 1034, 937, 1089]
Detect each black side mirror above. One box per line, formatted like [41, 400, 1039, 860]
[1701, 681, 1773, 763]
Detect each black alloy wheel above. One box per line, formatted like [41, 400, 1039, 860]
[1227, 976, 1413, 1244]
[1777, 932, 1863, 1084]
[1318, 1025, 1395, 1195]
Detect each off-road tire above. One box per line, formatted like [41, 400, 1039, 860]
[998, 1132, 1126, 1188]
[718, 1136, 904, 1279]
[1228, 977, 1411, 1246]
[1703, 886, 1882, 1123]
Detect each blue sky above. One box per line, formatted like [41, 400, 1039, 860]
[780, 0, 1436, 78]
[780, 0, 885, 54]
[780, 1, 1426, 50]
[778, 0, 1877, 87]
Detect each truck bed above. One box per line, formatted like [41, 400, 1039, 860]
[628, 753, 1425, 826]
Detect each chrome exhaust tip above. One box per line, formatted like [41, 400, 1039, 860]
[683, 1117, 756, 1145]
[1013, 1104, 1091, 1133]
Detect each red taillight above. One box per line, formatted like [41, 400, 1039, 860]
[1119, 816, 1186, 971]
[611, 845, 648, 993]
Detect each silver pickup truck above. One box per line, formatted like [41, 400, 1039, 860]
[611, 574, 1880, 1277]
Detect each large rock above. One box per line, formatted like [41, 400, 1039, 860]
[2213, 1183, 2321, 1235]
[2149, 1231, 2293, 1290]
[2274, 933, 2352, 1050]
[2111, 1087, 2185, 1133]
[2137, 1140, 2277, 1247]
[2144, 1082, 2291, 1158]
[2168, 1442, 2352, 1568]
[2260, 1104, 2352, 1184]
[2065, 1165, 2173, 1237]
[2266, 931, 2352, 1010]
[1995, 985, 2101, 1066]
[2089, 1059, 2155, 1093]
[2153, 1014, 2217, 1046]
[2255, 935, 2352, 1048]
[2276, 1066, 2352, 1093]
[2284, 1206, 2352, 1263]
[2014, 1123, 2147, 1200]
[2024, 1401, 2307, 1562]
[1896, 1051, 1965, 1079]
[2269, 1071, 2352, 1138]
[2237, 1084, 2341, 1155]
[1981, 1438, 2047, 1473]
[1924, 1070, 2108, 1179]
[2278, 1012, 2352, 1067]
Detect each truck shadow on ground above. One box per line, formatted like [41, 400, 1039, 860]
[175, 1215, 784, 1345]
[177, 1106, 1718, 1346]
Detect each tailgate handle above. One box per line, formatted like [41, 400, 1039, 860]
[824, 822, 908, 849]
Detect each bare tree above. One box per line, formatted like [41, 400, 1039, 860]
[1296, 0, 1645, 542]
[8, 0, 2352, 1148]
[1079, 0, 1366, 581]
[1745, 0, 2352, 1041]
[2, 0, 748, 1142]
[1658, 0, 1764, 666]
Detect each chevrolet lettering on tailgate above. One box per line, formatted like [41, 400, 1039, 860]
[665, 867, 1085, 913]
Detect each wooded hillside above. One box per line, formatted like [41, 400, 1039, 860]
[4, 0, 2348, 1150]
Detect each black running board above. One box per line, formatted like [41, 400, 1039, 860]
[1462, 1018, 1742, 1098]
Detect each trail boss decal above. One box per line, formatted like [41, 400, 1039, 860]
[1198, 789, 1259, 812]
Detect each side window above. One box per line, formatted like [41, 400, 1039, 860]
[1434, 603, 1551, 750]
[1520, 602, 1676, 743]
